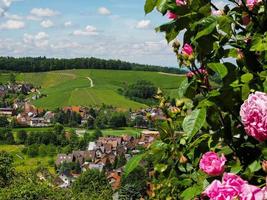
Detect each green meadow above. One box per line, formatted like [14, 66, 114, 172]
[8, 69, 185, 110]
[0, 145, 56, 173]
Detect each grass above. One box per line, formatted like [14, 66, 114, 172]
[0, 145, 56, 174]
[8, 69, 185, 110]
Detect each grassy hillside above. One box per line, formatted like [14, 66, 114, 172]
[5, 69, 185, 109]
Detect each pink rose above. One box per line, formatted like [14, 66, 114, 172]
[240, 184, 265, 200]
[240, 91, 267, 142]
[199, 152, 226, 176]
[203, 173, 266, 200]
[246, 0, 262, 10]
[203, 180, 240, 200]
[181, 43, 193, 56]
[176, 0, 186, 6]
[222, 173, 247, 192]
[167, 11, 177, 19]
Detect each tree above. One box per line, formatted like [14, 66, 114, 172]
[17, 130, 27, 144]
[5, 131, 14, 144]
[109, 112, 127, 128]
[120, 166, 147, 199]
[124, 80, 157, 99]
[72, 170, 113, 199]
[9, 73, 15, 84]
[0, 151, 14, 187]
[0, 116, 9, 127]
[27, 144, 39, 157]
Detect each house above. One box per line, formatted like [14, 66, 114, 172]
[107, 171, 121, 190]
[55, 154, 74, 167]
[43, 111, 54, 123]
[29, 117, 46, 127]
[0, 108, 14, 116]
[54, 173, 74, 188]
[82, 162, 104, 172]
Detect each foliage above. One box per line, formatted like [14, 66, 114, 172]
[0, 116, 9, 127]
[122, 80, 158, 105]
[0, 151, 14, 187]
[125, 0, 267, 199]
[119, 166, 148, 199]
[0, 56, 184, 74]
[72, 169, 113, 200]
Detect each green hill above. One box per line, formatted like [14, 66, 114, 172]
[8, 69, 185, 110]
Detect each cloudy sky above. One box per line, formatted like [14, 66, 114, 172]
[0, 0, 226, 67]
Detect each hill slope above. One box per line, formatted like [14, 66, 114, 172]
[11, 69, 185, 110]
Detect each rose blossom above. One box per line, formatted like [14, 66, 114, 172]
[203, 173, 265, 200]
[181, 43, 193, 56]
[246, 0, 262, 10]
[222, 173, 247, 192]
[240, 184, 265, 200]
[203, 179, 240, 200]
[199, 152, 226, 176]
[176, 0, 186, 6]
[167, 11, 177, 19]
[240, 91, 267, 142]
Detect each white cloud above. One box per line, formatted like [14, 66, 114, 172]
[136, 20, 151, 29]
[73, 25, 99, 36]
[5, 13, 23, 20]
[64, 21, 72, 27]
[98, 7, 111, 15]
[0, 19, 25, 29]
[0, 0, 13, 16]
[40, 19, 54, 28]
[30, 8, 59, 17]
[23, 32, 49, 48]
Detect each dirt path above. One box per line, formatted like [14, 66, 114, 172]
[86, 77, 94, 88]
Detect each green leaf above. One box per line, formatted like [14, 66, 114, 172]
[178, 79, 189, 98]
[156, 0, 168, 13]
[194, 22, 217, 41]
[250, 34, 267, 51]
[248, 160, 261, 173]
[124, 154, 144, 177]
[230, 160, 242, 174]
[182, 108, 206, 139]
[154, 164, 168, 173]
[241, 73, 253, 83]
[180, 185, 203, 200]
[144, 0, 156, 14]
[208, 63, 228, 79]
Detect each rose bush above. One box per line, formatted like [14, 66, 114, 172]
[124, 0, 267, 199]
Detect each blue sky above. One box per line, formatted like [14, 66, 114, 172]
[0, 0, 226, 67]
[0, 0, 179, 67]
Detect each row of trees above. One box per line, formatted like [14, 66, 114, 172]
[120, 80, 158, 105]
[0, 56, 185, 74]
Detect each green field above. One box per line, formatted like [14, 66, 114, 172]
[0, 145, 56, 173]
[5, 69, 185, 110]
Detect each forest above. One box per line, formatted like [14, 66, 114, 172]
[0, 56, 185, 74]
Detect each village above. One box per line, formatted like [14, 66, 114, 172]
[0, 81, 163, 193]
[54, 130, 159, 190]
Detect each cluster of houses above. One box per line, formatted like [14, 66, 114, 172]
[0, 82, 35, 97]
[54, 130, 160, 189]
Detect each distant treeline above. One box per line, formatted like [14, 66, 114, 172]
[0, 56, 186, 74]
